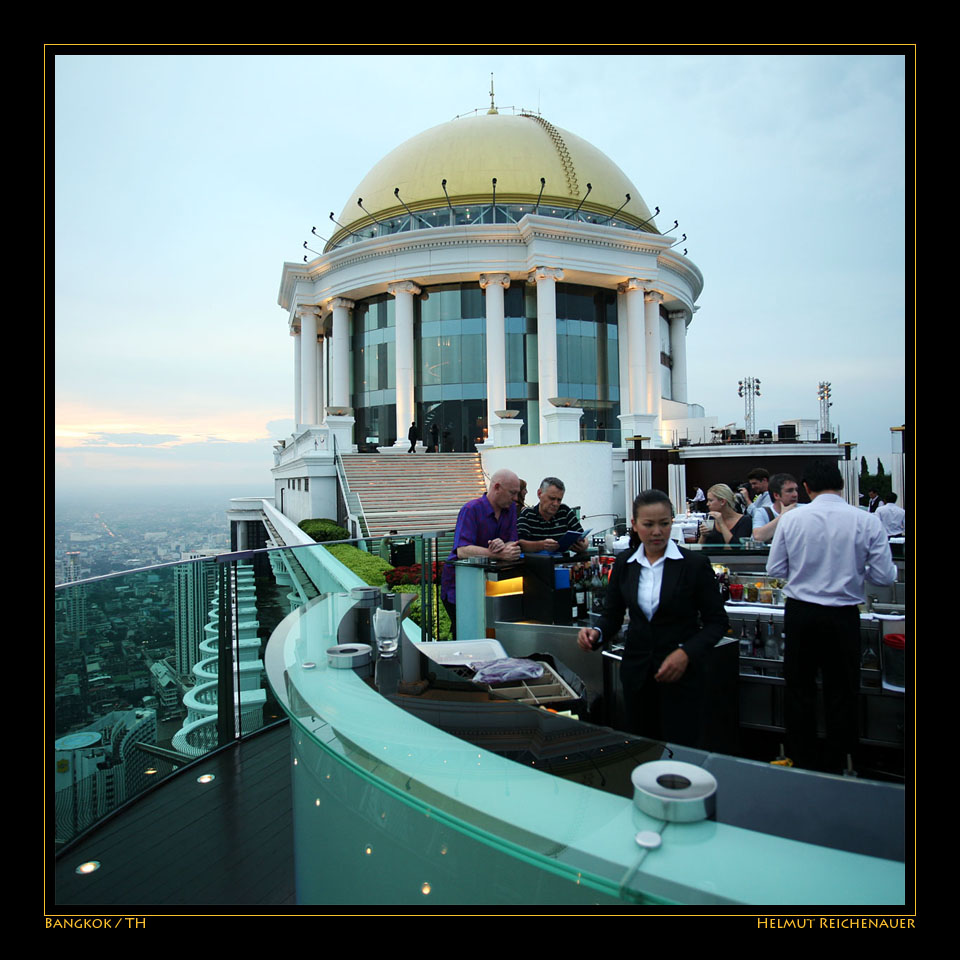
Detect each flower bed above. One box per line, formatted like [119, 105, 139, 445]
[384, 562, 444, 589]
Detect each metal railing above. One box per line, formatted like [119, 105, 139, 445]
[333, 434, 368, 537]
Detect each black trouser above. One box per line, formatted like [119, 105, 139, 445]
[442, 598, 457, 641]
[621, 656, 704, 749]
[783, 598, 861, 771]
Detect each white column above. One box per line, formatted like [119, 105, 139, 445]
[668, 462, 687, 518]
[329, 298, 353, 410]
[644, 290, 663, 418]
[618, 279, 645, 414]
[669, 309, 688, 404]
[298, 304, 321, 426]
[617, 289, 629, 424]
[292, 324, 302, 428]
[617, 280, 658, 446]
[529, 266, 564, 442]
[890, 427, 905, 504]
[316, 331, 325, 423]
[480, 273, 510, 428]
[387, 281, 420, 445]
[841, 445, 859, 507]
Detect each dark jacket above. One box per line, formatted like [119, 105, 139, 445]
[596, 545, 728, 678]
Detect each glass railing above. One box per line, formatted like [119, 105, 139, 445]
[52, 534, 443, 849]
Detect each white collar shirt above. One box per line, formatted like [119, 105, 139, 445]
[876, 502, 905, 536]
[627, 538, 684, 621]
[767, 493, 897, 606]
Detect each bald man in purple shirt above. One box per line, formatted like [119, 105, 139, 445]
[441, 469, 521, 638]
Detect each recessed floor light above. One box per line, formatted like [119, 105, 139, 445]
[196, 774, 215, 784]
[76, 860, 100, 875]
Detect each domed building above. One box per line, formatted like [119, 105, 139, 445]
[271, 107, 718, 531]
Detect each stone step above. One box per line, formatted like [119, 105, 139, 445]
[340, 452, 486, 537]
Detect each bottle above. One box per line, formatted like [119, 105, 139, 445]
[590, 559, 604, 613]
[764, 616, 778, 660]
[573, 564, 586, 620]
[753, 618, 765, 675]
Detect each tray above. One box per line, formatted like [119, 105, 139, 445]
[485, 662, 578, 706]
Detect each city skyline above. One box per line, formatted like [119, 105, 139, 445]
[53, 52, 909, 494]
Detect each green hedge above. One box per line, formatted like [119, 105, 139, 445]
[299, 518, 351, 543]
[321, 542, 450, 639]
[324, 543, 394, 587]
[406, 595, 452, 641]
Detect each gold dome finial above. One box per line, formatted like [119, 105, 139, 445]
[487, 73, 498, 115]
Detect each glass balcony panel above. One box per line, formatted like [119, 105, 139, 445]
[52, 543, 312, 849]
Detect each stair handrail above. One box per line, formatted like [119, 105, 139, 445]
[332, 434, 369, 537]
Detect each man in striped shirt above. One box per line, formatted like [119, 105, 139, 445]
[518, 477, 588, 554]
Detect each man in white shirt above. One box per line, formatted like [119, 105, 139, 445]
[767, 460, 897, 772]
[744, 467, 772, 520]
[876, 492, 905, 536]
[751, 473, 800, 543]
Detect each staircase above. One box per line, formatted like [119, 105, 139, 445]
[339, 453, 486, 537]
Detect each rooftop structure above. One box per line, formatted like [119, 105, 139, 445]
[277, 108, 713, 467]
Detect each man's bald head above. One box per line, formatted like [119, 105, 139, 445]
[488, 469, 521, 510]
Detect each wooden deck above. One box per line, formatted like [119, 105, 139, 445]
[52, 722, 295, 908]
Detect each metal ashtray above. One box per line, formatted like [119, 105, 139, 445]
[326, 643, 373, 669]
[631, 761, 717, 823]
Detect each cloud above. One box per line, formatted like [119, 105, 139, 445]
[265, 418, 295, 438]
[82, 433, 181, 446]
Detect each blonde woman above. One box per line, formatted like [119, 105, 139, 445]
[698, 483, 752, 545]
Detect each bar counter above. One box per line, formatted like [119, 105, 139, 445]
[266, 589, 905, 907]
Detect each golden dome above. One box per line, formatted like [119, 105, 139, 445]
[331, 112, 657, 248]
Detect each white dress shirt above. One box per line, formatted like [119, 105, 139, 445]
[627, 538, 685, 621]
[876, 502, 906, 536]
[767, 493, 897, 606]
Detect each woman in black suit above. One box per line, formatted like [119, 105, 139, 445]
[578, 490, 728, 748]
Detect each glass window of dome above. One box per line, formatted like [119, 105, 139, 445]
[333, 203, 652, 248]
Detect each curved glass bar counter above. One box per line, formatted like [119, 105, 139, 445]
[266, 580, 905, 906]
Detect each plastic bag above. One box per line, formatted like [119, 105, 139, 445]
[469, 658, 545, 685]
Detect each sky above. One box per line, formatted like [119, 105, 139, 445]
[53, 52, 909, 497]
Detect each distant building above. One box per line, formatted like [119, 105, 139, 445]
[54, 708, 158, 844]
[63, 551, 87, 640]
[172, 560, 266, 758]
[173, 553, 217, 677]
[149, 660, 183, 720]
